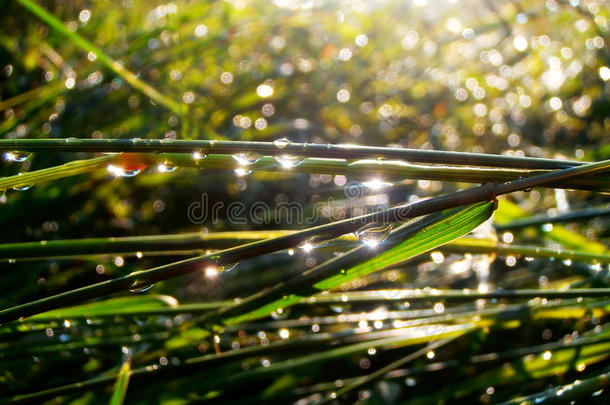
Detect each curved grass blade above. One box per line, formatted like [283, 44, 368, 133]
[218, 201, 495, 325]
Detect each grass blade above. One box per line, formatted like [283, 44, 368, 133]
[16, 0, 183, 114]
[109, 361, 131, 405]
[218, 201, 494, 324]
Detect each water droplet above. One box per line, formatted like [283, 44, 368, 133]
[107, 164, 141, 177]
[362, 179, 393, 190]
[3, 151, 30, 162]
[157, 161, 177, 173]
[273, 138, 291, 149]
[11, 173, 32, 191]
[232, 152, 262, 165]
[129, 281, 154, 293]
[275, 155, 303, 169]
[355, 223, 392, 248]
[298, 237, 328, 253]
[65, 137, 82, 144]
[12, 184, 32, 191]
[192, 150, 206, 161]
[234, 167, 251, 177]
[205, 263, 238, 279]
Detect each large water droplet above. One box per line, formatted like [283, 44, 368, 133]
[129, 281, 154, 293]
[355, 223, 392, 248]
[157, 161, 177, 173]
[275, 155, 303, 169]
[3, 151, 30, 163]
[65, 137, 82, 144]
[273, 138, 291, 149]
[232, 152, 262, 165]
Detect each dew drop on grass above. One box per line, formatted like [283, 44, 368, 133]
[275, 154, 303, 168]
[157, 161, 177, 173]
[298, 237, 329, 253]
[355, 223, 392, 247]
[192, 150, 206, 161]
[234, 167, 251, 177]
[3, 151, 30, 162]
[107, 164, 141, 177]
[362, 179, 393, 190]
[273, 138, 291, 149]
[12, 184, 33, 191]
[129, 281, 154, 293]
[232, 152, 262, 165]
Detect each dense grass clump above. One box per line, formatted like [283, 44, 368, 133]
[0, 1, 609, 404]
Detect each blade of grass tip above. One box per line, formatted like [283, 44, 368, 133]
[16, 0, 183, 115]
[0, 155, 115, 192]
[0, 138, 587, 169]
[109, 361, 131, 405]
[313, 335, 464, 405]
[1, 159, 608, 324]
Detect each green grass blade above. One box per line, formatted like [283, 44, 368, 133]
[0, 138, 584, 169]
[16, 0, 183, 114]
[109, 361, 131, 405]
[221, 201, 494, 324]
[0, 155, 114, 192]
